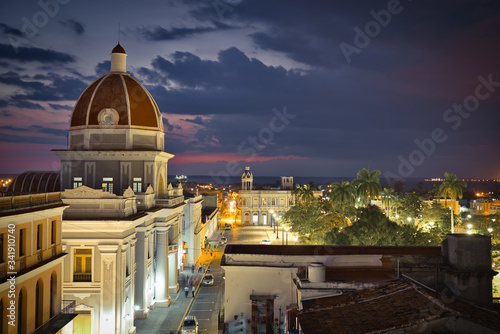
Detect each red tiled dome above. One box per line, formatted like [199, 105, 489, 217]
[70, 72, 163, 131]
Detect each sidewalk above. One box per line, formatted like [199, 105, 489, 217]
[134, 251, 215, 334]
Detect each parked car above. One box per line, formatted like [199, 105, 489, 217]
[260, 239, 272, 245]
[224, 224, 231, 230]
[182, 316, 199, 334]
[220, 236, 227, 244]
[202, 274, 214, 286]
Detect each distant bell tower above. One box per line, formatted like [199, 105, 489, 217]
[242, 166, 253, 190]
[281, 176, 293, 190]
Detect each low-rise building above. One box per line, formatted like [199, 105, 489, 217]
[222, 234, 497, 333]
[0, 191, 76, 334]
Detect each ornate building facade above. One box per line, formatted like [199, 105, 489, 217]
[50, 44, 200, 334]
[238, 167, 294, 226]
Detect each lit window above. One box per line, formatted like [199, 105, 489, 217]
[102, 177, 114, 194]
[73, 177, 82, 188]
[133, 177, 142, 193]
[74, 249, 92, 282]
[262, 198, 267, 206]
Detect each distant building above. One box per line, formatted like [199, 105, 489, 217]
[239, 167, 294, 225]
[0, 191, 76, 334]
[471, 199, 500, 215]
[221, 234, 498, 333]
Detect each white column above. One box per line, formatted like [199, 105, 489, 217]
[168, 252, 178, 292]
[98, 245, 119, 334]
[134, 228, 149, 318]
[155, 226, 170, 306]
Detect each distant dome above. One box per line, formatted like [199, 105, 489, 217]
[7, 171, 60, 194]
[69, 72, 163, 131]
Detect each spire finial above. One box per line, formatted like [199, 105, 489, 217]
[118, 22, 121, 44]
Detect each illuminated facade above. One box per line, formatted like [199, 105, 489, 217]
[0, 192, 75, 334]
[50, 44, 202, 333]
[239, 167, 294, 225]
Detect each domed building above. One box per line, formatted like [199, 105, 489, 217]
[54, 43, 171, 197]
[52, 44, 205, 334]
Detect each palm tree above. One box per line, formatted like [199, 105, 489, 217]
[330, 181, 356, 227]
[293, 184, 314, 203]
[352, 168, 382, 206]
[380, 187, 396, 215]
[330, 181, 355, 206]
[439, 172, 467, 233]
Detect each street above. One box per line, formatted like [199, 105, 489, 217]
[186, 225, 296, 332]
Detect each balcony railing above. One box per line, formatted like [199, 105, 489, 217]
[73, 273, 92, 282]
[61, 300, 76, 313]
[156, 196, 184, 207]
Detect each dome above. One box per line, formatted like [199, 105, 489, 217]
[67, 44, 165, 151]
[7, 171, 60, 194]
[70, 72, 163, 131]
[112, 43, 126, 54]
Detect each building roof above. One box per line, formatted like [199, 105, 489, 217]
[70, 72, 163, 131]
[112, 43, 126, 54]
[223, 244, 442, 256]
[298, 279, 500, 334]
[6, 171, 60, 194]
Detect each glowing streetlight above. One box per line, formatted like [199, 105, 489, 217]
[467, 224, 472, 229]
[488, 228, 493, 233]
[467, 230, 472, 235]
[407, 217, 412, 222]
[281, 223, 285, 245]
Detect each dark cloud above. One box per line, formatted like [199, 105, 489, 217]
[138, 21, 231, 41]
[59, 19, 85, 35]
[181, 116, 206, 126]
[162, 117, 181, 132]
[49, 103, 73, 111]
[0, 71, 88, 101]
[0, 100, 9, 108]
[0, 23, 23, 37]
[10, 100, 45, 110]
[0, 110, 12, 116]
[95, 61, 111, 76]
[0, 125, 67, 139]
[0, 44, 75, 64]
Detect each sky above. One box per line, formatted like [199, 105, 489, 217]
[0, 0, 499, 181]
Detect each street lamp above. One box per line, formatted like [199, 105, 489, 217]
[294, 236, 298, 245]
[285, 227, 289, 245]
[282, 223, 285, 245]
[488, 228, 493, 233]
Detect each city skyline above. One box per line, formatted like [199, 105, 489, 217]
[0, 0, 499, 179]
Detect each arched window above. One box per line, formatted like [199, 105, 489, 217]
[36, 279, 44, 328]
[18, 287, 27, 334]
[51, 272, 57, 317]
